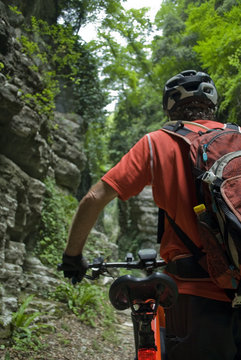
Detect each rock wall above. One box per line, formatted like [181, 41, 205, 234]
[0, 1, 86, 332]
[132, 187, 159, 250]
[118, 187, 159, 257]
[1, 0, 59, 25]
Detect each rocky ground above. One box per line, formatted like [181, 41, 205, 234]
[0, 306, 135, 360]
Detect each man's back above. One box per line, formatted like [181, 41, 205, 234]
[102, 119, 230, 301]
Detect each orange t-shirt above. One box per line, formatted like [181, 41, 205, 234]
[102, 120, 230, 302]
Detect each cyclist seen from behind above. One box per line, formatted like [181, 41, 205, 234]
[59, 70, 241, 360]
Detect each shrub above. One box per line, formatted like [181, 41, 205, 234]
[50, 280, 115, 328]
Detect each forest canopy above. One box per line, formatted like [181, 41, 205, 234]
[82, 0, 241, 168]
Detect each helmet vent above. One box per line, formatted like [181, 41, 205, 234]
[203, 86, 212, 94]
[167, 79, 179, 88]
[171, 92, 181, 102]
[183, 84, 198, 92]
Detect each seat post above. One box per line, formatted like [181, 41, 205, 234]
[132, 302, 157, 353]
[138, 314, 156, 350]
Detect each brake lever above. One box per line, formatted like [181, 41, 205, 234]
[85, 256, 105, 280]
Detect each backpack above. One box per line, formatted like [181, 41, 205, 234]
[158, 120, 241, 304]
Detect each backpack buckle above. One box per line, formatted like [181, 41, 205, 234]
[202, 171, 217, 184]
[173, 120, 184, 132]
[232, 293, 241, 308]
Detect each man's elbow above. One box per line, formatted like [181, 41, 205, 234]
[81, 180, 118, 207]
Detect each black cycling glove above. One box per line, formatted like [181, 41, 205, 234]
[57, 253, 88, 284]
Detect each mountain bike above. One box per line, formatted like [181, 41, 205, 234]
[84, 248, 178, 360]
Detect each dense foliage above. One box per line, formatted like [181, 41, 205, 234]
[16, 13, 107, 125]
[92, 0, 241, 164]
[185, 0, 241, 122]
[58, 0, 127, 32]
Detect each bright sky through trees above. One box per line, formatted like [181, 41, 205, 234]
[123, 0, 162, 20]
[79, 0, 162, 42]
[78, 0, 162, 111]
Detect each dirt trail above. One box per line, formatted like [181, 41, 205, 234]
[0, 308, 135, 360]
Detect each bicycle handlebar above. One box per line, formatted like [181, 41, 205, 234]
[85, 250, 166, 280]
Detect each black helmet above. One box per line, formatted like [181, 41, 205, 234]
[163, 70, 218, 113]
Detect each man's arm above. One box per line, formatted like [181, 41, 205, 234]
[64, 180, 118, 256]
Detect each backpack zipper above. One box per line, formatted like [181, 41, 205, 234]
[197, 130, 239, 167]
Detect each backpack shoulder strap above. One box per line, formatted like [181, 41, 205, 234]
[225, 123, 241, 131]
[163, 120, 192, 136]
[157, 208, 204, 262]
[162, 120, 209, 145]
[157, 208, 165, 244]
[165, 212, 204, 261]
[164, 120, 210, 131]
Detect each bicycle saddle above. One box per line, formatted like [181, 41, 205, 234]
[109, 272, 178, 311]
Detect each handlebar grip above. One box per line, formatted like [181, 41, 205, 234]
[57, 263, 63, 271]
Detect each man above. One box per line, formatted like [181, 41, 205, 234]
[59, 70, 241, 359]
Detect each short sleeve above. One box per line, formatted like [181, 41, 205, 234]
[102, 135, 152, 200]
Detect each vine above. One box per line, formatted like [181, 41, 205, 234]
[13, 11, 106, 122]
[18, 17, 79, 119]
[34, 177, 78, 267]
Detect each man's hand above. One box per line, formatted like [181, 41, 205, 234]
[57, 253, 88, 284]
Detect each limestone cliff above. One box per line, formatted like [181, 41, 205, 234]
[0, 1, 86, 331]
